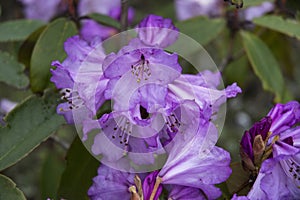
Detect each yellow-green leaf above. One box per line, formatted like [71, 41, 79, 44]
[253, 15, 300, 40]
[241, 31, 285, 102]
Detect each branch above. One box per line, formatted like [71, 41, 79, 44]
[120, 0, 129, 31]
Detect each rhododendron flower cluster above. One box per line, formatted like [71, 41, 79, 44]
[51, 14, 242, 199]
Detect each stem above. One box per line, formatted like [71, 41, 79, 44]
[149, 177, 162, 200]
[120, 0, 129, 31]
[230, 179, 250, 197]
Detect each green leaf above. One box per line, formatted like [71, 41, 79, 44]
[30, 18, 77, 93]
[0, 20, 45, 42]
[253, 15, 300, 40]
[40, 150, 65, 200]
[86, 13, 120, 30]
[0, 174, 26, 200]
[18, 26, 46, 69]
[58, 136, 99, 200]
[175, 17, 225, 46]
[0, 50, 29, 89]
[241, 31, 285, 102]
[0, 90, 65, 171]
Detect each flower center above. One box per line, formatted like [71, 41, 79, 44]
[140, 105, 150, 119]
[282, 158, 300, 183]
[112, 117, 133, 152]
[59, 88, 83, 112]
[164, 113, 181, 134]
[131, 54, 151, 83]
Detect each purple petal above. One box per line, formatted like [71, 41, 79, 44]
[243, 2, 274, 21]
[268, 101, 300, 135]
[260, 162, 298, 199]
[231, 194, 249, 200]
[20, 0, 65, 22]
[103, 48, 181, 80]
[57, 102, 74, 124]
[78, 0, 120, 16]
[80, 19, 116, 42]
[175, 0, 222, 20]
[168, 185, 207, 200]
[50, 61, 73, 89]
[225, 83, 242, 98]
[142, 171, 162, 200]
[88, 164, 135, 200]
[137, 14, 179, 48]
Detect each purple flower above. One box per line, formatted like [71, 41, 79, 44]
[88, 164, 139, 200]
[50, 35, 107, 123]
[240, 101, 300, 199]
[139, 101, 232, 199]
[86, 35, 241, 168]
[242, 2, 274, 21]
[20, 0, 135, 42]
[19, 0, 66, 22]
[137, 15, 179, 48]
[78, 0, 120, 17]
[175, 0, 223, 20]
[79, 0, 135, 42]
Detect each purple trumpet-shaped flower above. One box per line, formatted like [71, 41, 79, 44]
[19, 0, 66, 22]
[50, 35, 107, 124]
[175, 0, 223, 20]
[89, 164, 166, 200]
[137, 14, 179, 48]
[88, 164, 143, 200]
[141, 102, 232, 200]
[239, 101, 300, 199]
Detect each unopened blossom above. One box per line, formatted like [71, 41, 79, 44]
[175, 0, 223, 20]
[239, 101, 300, 199]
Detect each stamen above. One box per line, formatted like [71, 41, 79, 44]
[59, 88, 84, 112]
[281, 158, 300, 185]
[112, 117, 133, 152]
[131, 54, 151, 83]
[164, 113, 181, 133]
